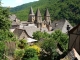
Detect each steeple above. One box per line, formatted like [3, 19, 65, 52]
[44, 8, 51, 25]
[44, 8, 50, 17]
[28, 7, 35, 23]
[29, 7, 34, 15]
[35, 8, 41, 17]
[35, 8, 42, 28]
[44, 8, 51, 31]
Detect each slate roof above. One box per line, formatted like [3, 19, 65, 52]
[44, 8, 50, 16]
[51, 19, 65, 31]
[22, 26, 40, 37]
[35, 8, 42, 16]
[13, 28, 30, 38]
[29, 7, 35, 15]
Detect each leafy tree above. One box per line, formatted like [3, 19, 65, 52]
[22, 48, 39, 60]
[0, 30, 16, 41]
[50, 30, 69, 51]
[14, 49, 25, 60]
[33, 30, 69, 60]
[40, 38, 59, 60]
[0, 2, 15, 59]
[17, 39, 27, 49]
[0, 6, 11, 30]
[0, 42, 5, 60]
[33, 31, 50, 41]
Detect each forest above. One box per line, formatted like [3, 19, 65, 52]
[10, 0, 80, 25]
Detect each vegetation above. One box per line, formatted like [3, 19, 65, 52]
[22, 48, 39, 60]
[33, 30, 69, 60]
[0, 2, 16, 59]
[10, 0, 80, 25]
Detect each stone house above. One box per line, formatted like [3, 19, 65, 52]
[51, 19, 73, 33]
[13, 28, 31, 40]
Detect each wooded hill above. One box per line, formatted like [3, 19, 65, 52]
[10, 0, 80, 25]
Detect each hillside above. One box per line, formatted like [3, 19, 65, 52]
[10, 0, 80, 25]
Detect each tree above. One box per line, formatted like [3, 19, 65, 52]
[33, 31, 50, 41]
[50, 30, 69, 51]
[0, 4, 11, 30]
[40, 38, 59, 60]
[22, 48, 39, 60]
[0, 1, 14, 59]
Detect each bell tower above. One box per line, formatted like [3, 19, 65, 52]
[28, 7, 35, 23]
[35, 8, 42, 28]
[44, 8, 51, 31]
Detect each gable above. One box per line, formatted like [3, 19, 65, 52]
[62, 20, 73, 33]
[19, 31, 28, 40]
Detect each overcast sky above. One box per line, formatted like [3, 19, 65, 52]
[2, 0, 39, 7]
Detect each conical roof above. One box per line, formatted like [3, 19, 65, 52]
[44, 8, 50, 16]
[29, 7, 34, 15]
[35, 8, 41, 16]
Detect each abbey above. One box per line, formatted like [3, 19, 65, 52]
[28, 7, 51, 31]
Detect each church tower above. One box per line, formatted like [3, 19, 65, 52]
[35, 8, 42, 28]
[44, 8, 51, 31]
[28, 7, 35, 23]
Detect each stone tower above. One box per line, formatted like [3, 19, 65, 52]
[44, 8, 51, 31]
[28, 7, 35, 23]
[35, 8, 42, 28]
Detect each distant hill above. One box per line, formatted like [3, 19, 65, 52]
[10, 0, 80, 25]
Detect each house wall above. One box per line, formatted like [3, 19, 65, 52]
[62, 20, 73, 33]
[69, 25, 80, 54]
[19, 31, 28, 40]
[69, 34, 80, 53]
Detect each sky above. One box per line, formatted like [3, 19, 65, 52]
[2, 0, 39, 7]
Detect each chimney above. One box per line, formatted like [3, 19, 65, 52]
[67, 25, 70, 31]
[55, 23, 58, 27]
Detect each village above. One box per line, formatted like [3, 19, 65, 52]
[3, 7, 79, 60]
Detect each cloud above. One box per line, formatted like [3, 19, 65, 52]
[15, 0, 23, 4]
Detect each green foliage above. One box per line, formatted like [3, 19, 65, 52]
[51, 30, 69, 51]
[33, 30, 69, 60]
[14, 49, 25, 60]
[33, 31, 50, 41]
[0, 41, 5, 59]
[40, 38, 59, 60]
[17, 39, 27, 49]
[0, 30, 16, 41]
[0, 6, 11, 30]
[22, 48, 39, 60]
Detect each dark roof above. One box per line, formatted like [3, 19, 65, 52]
[13, 28, 30, 38]
[68, 23, 80, 34]
[35, 8, 41, 16]
[51, 19, 65, 31]
[29, 7, 34, 15]
[44, 8, 50, 16]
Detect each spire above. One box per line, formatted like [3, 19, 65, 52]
[35, 8, 41, 16]
[44, 8, 50, 16]
[29, 7, 34, 15]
